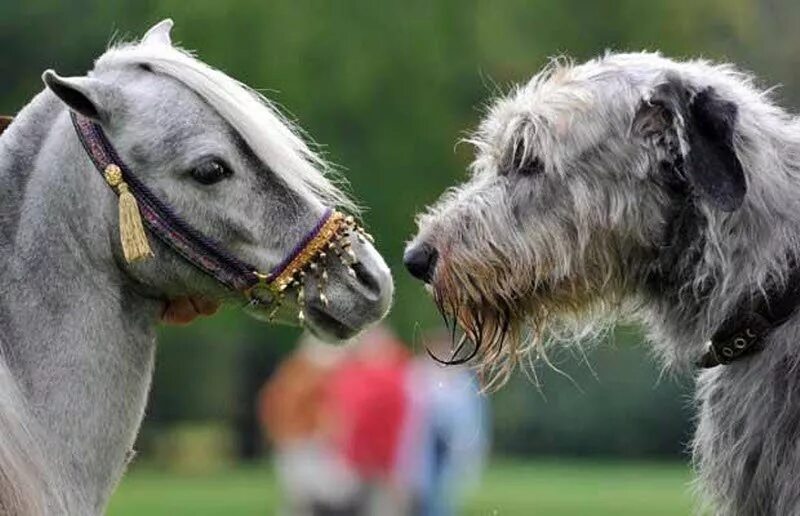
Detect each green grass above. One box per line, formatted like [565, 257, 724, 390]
[464, 461, 693, 515]
[107, 459, 694, 516]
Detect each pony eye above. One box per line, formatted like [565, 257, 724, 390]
[190, 160, 232, 185]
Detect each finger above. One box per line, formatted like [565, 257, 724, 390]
[161, 296, 198, 325]
[189, 296, 220, 316]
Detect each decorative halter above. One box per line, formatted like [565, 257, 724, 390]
[70, 111, 373, 322]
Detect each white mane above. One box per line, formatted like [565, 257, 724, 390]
[93, 38, 356, 212]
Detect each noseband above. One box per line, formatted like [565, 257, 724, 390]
[70, 112, 372, 322]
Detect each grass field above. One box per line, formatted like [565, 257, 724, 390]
[107, 459, 694, 515]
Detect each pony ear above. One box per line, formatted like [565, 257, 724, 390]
[42, 70, 114, 123]
[141, 18, 174, 47]
[632, 75, 746, 212]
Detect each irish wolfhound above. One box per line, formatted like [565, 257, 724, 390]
[405, 52, 800, 515]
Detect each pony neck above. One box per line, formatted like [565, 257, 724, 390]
[0, 96, 162, 514]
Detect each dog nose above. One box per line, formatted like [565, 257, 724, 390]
[403, 243, 438, 283]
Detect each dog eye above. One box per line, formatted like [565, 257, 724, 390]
[190, 160, 232, 185]
[507, 142, 543, 177]
[516, 157, 544, 176]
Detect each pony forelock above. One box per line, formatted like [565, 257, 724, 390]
[93, 40, 357, 213]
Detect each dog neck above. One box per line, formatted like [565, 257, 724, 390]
[639, 158, 800, 370]
[693, 315, 800, 515]
[696, 259, 800, 368]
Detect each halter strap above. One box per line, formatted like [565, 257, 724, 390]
[70, 111, 336, 298]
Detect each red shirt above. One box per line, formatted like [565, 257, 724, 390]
[326, 343, 409, 478]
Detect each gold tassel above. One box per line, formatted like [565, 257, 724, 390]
[104, 164, 153, 262]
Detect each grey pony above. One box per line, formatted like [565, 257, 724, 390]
[406, 52, 800, 515]
[0, 20, 392, 515]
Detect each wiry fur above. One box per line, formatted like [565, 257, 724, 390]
[0, 20, 392, 514]
[410, 51, 800, 514]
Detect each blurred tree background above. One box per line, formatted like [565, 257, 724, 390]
[2, 0, 798, 466]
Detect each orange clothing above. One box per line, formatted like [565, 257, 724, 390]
[258, 353, 330, 445]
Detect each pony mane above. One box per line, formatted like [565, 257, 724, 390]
[93, 39, 357, 213]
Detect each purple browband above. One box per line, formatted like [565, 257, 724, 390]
[70, 111, 332, 295]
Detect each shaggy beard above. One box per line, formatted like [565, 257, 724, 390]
[429, 251, 626, 390]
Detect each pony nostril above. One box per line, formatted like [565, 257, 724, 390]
[403, 243, 438, 283]
[351, 262, 381, 295]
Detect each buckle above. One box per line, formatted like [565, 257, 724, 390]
[244, 272, 282, 308]
[709, 313, 771, 365]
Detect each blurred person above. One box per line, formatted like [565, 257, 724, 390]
[258, 337, 362, 516]
[260, 326, 487, 516]
[325, 325, 413, 515]
[259, 327, 413, 515]
[396, 335, 490, 516]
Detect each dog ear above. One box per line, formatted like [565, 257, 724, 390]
[632, 76, 746, 212]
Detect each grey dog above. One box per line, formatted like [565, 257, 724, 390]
[405, 52, 800, 515]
